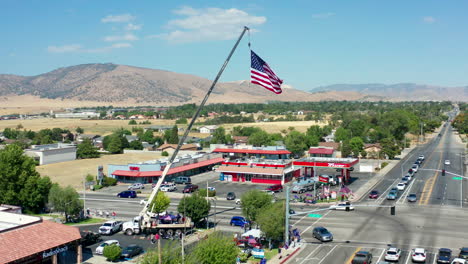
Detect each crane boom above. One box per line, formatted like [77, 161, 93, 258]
[139, 26, 249, 218]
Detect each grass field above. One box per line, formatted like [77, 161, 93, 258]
[222, 120, 328, 133]
[36, 152, 162, 189]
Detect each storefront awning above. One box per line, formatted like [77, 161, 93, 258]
[216, 165, 284, 176]
[213, 148, 291, 155]
[112, 157, 224, 177]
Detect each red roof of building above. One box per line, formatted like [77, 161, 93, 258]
[216, 165, 284, 175]
[308, 148, 334, 155]
[112, 157, 224, 177]
[213, 148, 291, 155]
[0, 220, 81, 263]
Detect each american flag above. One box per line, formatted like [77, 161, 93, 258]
[250, 50, 283, 94]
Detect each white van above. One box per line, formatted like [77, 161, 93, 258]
[160, 183, 177, 192]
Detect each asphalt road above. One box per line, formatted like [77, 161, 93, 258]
[293, 123, 468, 264]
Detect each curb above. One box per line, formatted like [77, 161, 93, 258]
[280, 247, 301, 264]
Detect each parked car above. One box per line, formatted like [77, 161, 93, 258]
[182, 184, 199, 193]
[445, 160, 451, 165]
[407, 193, 417, 202]
[160, 183, 177, 192]
[329, 201, 354, 211]
[385, 247, 401, 262]
[230, 216, 249, 227]
[412, 248, 427, 263]
[226, 192, 236, 200]
[452, 258, 467, 264]
[437, 248, 452, 263]
[387, 191, 398, 200]
[117, 190, 137, 198]
[266, 184, 283, 192]
[369, 190, 379, 199]
[351, 251, 373, 264]
[128, 183, 144, 190]
[312, 226, 333, 242]
[121, 244, 143, 259]
[80, 231, 102, 247]
[174, 176, 192, 184]
[459, 247, 468, 259]
[95, 240, 120, 255]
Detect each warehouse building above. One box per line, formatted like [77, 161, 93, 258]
[25, 143, 77, 165]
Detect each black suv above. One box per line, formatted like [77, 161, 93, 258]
[459, 247, 468, 259]
[226, 192, 236, 200]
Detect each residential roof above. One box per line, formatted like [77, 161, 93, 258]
[156, 143, 198, 151]
[309, 147, 334, 155]
[0, 218, 81, 263]
[215, 165, 284, 176]
[233, 136, 249, 144]
[318, 142, 340, 150]
[213, 148, 291, 155]
[364, 143, 382, 149]
[199, 125, 218, 130]
[112, 157, 223, 177]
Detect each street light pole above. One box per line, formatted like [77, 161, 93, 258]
[285, 185, 290, 246]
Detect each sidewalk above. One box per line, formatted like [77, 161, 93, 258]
[266, 241, 305, 264]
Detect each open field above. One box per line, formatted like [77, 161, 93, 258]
[222, 120, 329, 133]
[36, 152, 162, 189]
[0, 118, 175, 135]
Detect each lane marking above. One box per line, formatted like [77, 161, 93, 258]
[404, 248, 412, 264]
[377, 248, 386, 262]
[317, 245, 338, 264]
[299, 210, 331, 235]
[344, 247, 361, 264]
[298, 245, 324, 264]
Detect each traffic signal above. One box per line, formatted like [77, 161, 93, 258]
[390, 206, 396, 215]
[442, 169, 446, 176]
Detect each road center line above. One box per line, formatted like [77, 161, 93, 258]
[298, 245, 324, 264]
[318, 245, 338, 264]
[344, 247, 361, 264]
[300, 210, 331, 235]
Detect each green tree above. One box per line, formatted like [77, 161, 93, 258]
[129, 140, 144, 150]
[107, 134, 124, 154]
[177, 192, 211, 225]
[190, 231, 239, 264]
[381, 138, 400, 159]
[76, 127, 84, 134]
[211, 127, 228, 144]
[48, 184, 83, 221]
[349, 137, 364, 157]
[164, 125, 179, 144]
[257, 201, 285, 242]
[341, 140, 352, 158]
[140, 241, 182, 264]
[103, 244, 122, 262]
[175, 118, 188, 124]
[128, 119, 137, 125]
[162, 151, 169, 156]
[0, 144, 52, 213]
[139, 130, 155, 144]
[148, 192, 171, 214]
[334, 127, 350, 142]
[284, 130, 308, 157]
[76, 138, 100, 159]
[240, 190, 272, 223]
[248, 130, 272, 147]
[348, 120, 367, 138]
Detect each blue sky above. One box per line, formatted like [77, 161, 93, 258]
[1, 0, 467, 90]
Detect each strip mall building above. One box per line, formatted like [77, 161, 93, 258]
[110, 153, 223, 183]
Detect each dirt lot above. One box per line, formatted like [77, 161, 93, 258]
[222, 120, 329, 133]
[36, 153, 162, 189]
[0, 118, 175, 135]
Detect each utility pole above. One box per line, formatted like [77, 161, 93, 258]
[206, 181, 209, 229]
[285, 185, 290, 246]
[83, 176, 86, 216]
[158, 236, 162, 264]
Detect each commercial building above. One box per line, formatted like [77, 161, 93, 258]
[212, 145, 291, 160]
[109, 153, 223, 183]
[308, 147, 335, 158]
[25, 143, 77, 165]
[216, 158, 300, 185]
[293, 157, 360, 184]
[54, 112, 100, 119]
[0, 211, 82, 264]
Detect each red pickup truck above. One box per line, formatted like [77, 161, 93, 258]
[266, 184, 283, 192]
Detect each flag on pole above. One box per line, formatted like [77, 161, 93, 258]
[250, 50, 283, 94]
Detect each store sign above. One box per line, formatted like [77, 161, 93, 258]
[319, 176, 329, 183]
[129, 166, 140, 171]
[327, 163, 346, 168]
[42, 246, 68, 258]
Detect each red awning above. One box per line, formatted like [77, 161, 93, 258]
[112, 157, 224, 177]
[308, 148, 334, 155]
[213, 148, 291, 155]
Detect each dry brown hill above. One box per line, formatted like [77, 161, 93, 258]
[0, 63, 381, 105]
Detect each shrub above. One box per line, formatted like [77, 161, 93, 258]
[198, 188, 216, 197]
[128, 120, 137, 125]
[162, 151, 169, 156]
[102, 176, 118, 187]
[93, 185, 102, 190]
[103, 244, 122, 262]
[381, 162, 389, 169]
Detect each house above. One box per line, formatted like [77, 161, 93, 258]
[199, 125, 218, 134]
[323, 130, 335, 142]
[233, 136, 249, 145]
[142, 142, 155, 151]
[115, 115, 126, 120]
[25, 143, 77, 165]
[125, 135, 139, 142]
[93, 136, 104, 149]
[308, 147, 335, 158]
[319, 142, 340, 151]
[363, 143, 382, 159]
[76, 134, 100, 143]
[156, 143, 198, 151]
[0, 132, 5, 141]
[144, 125, 175, 132]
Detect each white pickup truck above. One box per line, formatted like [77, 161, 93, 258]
[98, 221, 122, 235]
